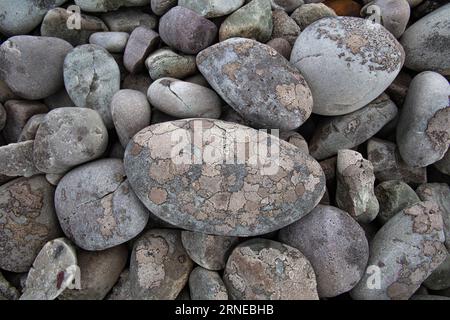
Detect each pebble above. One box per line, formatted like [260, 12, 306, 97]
[64, 44, 121, 129]
[18, 114, 45, 142]
[0, 141, 41, 177]
[266, 38, 292, 59]
[111, 89, 152, 147]
[291, 3, 337, 30]
[291, 16, 404, 116]
[159, 6, 218, 54]
[151, 0, 177, 15]
[147, 78, 222, 119]
[271, 9, 301, 46]
[181, 231, 239, 270]
[74, 0, 151, 12]
[101, 8, 158, 32]
[219, 0, 273, 42]
[336, 150, 379, 224]
[145, 49, 198, 80]
[224, 239, 319, 300]
[197, 38, 313, 131]
[351, 201, 447, 300]
[0, 176, 62, 273]
[279, 205, 369, 297]
[0, 36, 73, 100]
[397, 71, 450, 168]
[129, 229, 194, 300]
[361, 0, 410, 38]
[271, 0, 304, 13]
[55, 158, 149, 251]
[280, 131, 309, 154]
[33, 108, 109, 174]
[423, 253, 450, 291]
[189, 267, 228, 300]
[179, 0, 244, 17]
[124, 119, 325, 236]
[89, 32, 130, 53]
[124, 27, 160, 74]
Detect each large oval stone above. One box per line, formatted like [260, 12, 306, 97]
[124, 118, 326, 236]
[197, 38, 313, 131]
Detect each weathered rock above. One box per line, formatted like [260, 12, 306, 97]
[181, 231, 239, 270]
[197, 38, 313, 131]
[130, 229, 194, 300]
[33, 108, 108, 174]
[224, 239, 319, 300]
[145, 49, 198, 80]
[106, 269, 132, 300]
[18, 114, 45, 142]
[159, 6, 218, 54]
[0, 176, 62, 272]
[310, 94, 398, 160]
[271, 0, 304, 12]
[75, 0, 151, 12]
[279, 205, 369, 297]
[151, 0, 177, 15]
[0, 36, 73, 100]
[179, 0, 244, 17]
[351, 201, 447, 300]
[0, 272, 19, 300]
[189, 267, 228, 300]
[124, 119, 326, 236]
[64, 44, 121, 129]
[124, 27, 160, 74]
[147, 78, 222, 118]
[55, 159, 149, 251]
[219, 0, 273, 42]
[90, 32, 129, 53]
[266, 38, 292, 59]
[111, 89, 151, 147]
[291, 3, 337, 30]
[271, 9, 301, 46]
[101, 8, 157, 32]
[291, 17, 405, 116]
[361, 0, 410, 38]
[0, 141, 41, 177]
[397, 71, 450, 168]
[423, 253, 450, 291]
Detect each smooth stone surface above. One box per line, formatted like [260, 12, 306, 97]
[18, 114, 45, 142]
[101, 8, 158, 32]
[64, 45, 120, 129]
[33, 108, 108, 174]
[124, 27, 160, 74]
[181, 231, 239, 271]
[90, 32, 129, 53]
[266, 38, 292, 59]
[75, 0, 150, 12]
[361, 0, 410, 38]
[147, 78, 222, 118]
[179, 0, 244, 17]
[224, 239, 319, 300]
[189, 267, 228, 300]
[0, 141, 41, 177]
[159, 6, 218, 54]
[55, 159, 149, 251]
[130, 229, 194, 300]
[291, 3, 337, 30]
[270, 9, 300, 46]
[0, 36, 73, 100]
[111, 89, 151, 147]
[397, 71, 450, 168]
[279, 205, 369, 297]
[271, 0, 304, 12]
[0, 80, 17, 103]
[0, 176, 62, 272]
[124, 119, 326, 237]
[351, 201, 447, 300]
[197, 38, 313, 131]
[0, 103, 5, 131]
[145, 49, 198, 80]
[151, 0, 177, 15]
[291, 17, 405, 116]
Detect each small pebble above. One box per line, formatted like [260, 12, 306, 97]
[270, 9, 301, 45]
[124, 27, 160, 74]
[145, 49, 198, 80]
[179, 0, 245, 17]
[266, 38, 292, 59]
[89, 32, 130, 53]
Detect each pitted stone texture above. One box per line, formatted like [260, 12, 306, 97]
[55, 159, 149, 251]
[351, 201, 447, 300]
[279, 205, 369, 297]
[197, 38, 313, 131]
[189, 267, 228, 300]
[291, 17, 405, 116]
[279, 131, 309, 154]
[181, 231, 239, 270]
[224, 239, 319, 300]
[145, 49, 197, 81]
[130, 229, 194, 300]
[179, 0, 244, 17]
[0, 141, 41, 177]
[0, 176, 62, 273]
[124, 119, 326, 237]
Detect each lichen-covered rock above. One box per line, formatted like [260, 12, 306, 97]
[291, 3, 337, 30]
[179, 0, 244, 17]
[18, 114, 45, 142]
[351, 201, 447, 300]
[0, 141, 41, 177]
[270, 9, 301, 46]
[101, 8, 157, 32]
[0, 36, 73, 100]
[336, 150, 379, 224]
[189, 267, 228, 300]
[280, 131, 309, 154]
[224, 239, 319, 300]
[130, 229, 194, 300]
[33, 108, 108, 174]
[124, 27, 160, 74]
[310, 94, 398, 160]
[159, 6, 218, 55]
[55, 159, 149, 251]
[64, 44, 121, 129]
[0, 176, 62, 273]
[291, 17, 404, 116]
[147, 78, 222, 119]
[397, 71, 450, 168]
[89, 32, 129, 53]
[361, 0, 410, 38]
[74, 0, 150, 12]
[279, 205, 369, 297]
[124, 119, 325, 236]
[145, 49, 197, 80]
[197, 38, 313, 131]
[181, 231, 239, 271]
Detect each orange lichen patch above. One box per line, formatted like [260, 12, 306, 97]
[148, 187, 168, 205]
[323, 0, 361, 17]
[135, 238, 168, 289]
[426, 107, 450, 152]
[344, 34, 368, 54]
[403, 202, 443, 234]
[97, 194, 117, 238]
[276, 83, 309, 111]
[222, 62, 241, 82]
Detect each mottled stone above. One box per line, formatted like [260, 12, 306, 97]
[124, 27, 160, 74]
[124, 119, 326, 236]
[279, 205, 369, 297]
[266, 38, 292, 59]
[130, 229, 194, 300]
[224, 239, 319, 300]
[181, 231, 239, 270]
[151, 0, 177, 15]
[280, 131, 309, 154]
[351, 201, 447, 300]
[145, 49, 197, 80]
[189, 267, 228, 300]
[291, 3, 337, 30]
[179, 0, 244, 17]
[101, 8, 157, 32]
[271, 9, 301, 46]
[75, 0, 151, 12]
[197, 38, 313, 131]
[55, 159, 149, 251]
[0, 141, 41, 177]
[397, 72, 450, 168]
[90, 32, 129, 53]
[291, 17, 405, 116]
[33, 108, 108, 174]
[0, 176, 61, 272]
[18, 114, 45, 142]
